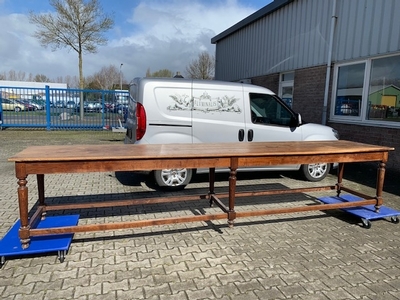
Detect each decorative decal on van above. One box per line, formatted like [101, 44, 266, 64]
[167, 92, 241, 113]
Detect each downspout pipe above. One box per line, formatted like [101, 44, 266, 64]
[322, 0, 337, 125]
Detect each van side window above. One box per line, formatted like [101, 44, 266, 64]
[249, 93, 293, 126]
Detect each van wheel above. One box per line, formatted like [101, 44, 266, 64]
[154, 168, 193, 190]
[300, 163, 330, 182]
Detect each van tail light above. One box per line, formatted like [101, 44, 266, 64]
[136, 102, 147, 140]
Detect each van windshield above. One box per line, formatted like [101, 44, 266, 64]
[250, 93, 294, 126]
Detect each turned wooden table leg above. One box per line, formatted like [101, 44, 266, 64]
[16, 173, 30, 249]
[228, 158, 238, 227]
[336, 163, 345, 196]
[209, 167, 215, 207]
[37, 174, 46, 220]
[375, 161, 386, 212]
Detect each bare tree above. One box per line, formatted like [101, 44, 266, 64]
[34, 74, 51, 82]
[90, 65, 121, 90]
[29, 0, 114, 89]
[28, 73, 35, 82]
[8, 70, 17, 81]
[29, 0, 114, 117]
[55, 76, 64, 83]
[17, 71, 26, 81]
[146, 69, 173, 78]
[145, 68, 151, 77]
[65, 75, 80, 88]
[0, 70, 32, 81]
[185, 51, 215, 80]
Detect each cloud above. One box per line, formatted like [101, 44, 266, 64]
[0, 0, 257, 83]
[0, 12, 77, 79]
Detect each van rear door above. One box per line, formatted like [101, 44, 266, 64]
[141, 80, 193, 144]
[191, 81, 246, 143]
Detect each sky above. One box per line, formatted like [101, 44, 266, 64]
[0, 0, 273, 84]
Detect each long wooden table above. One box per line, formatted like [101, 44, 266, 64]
[9, 140, 394, 249]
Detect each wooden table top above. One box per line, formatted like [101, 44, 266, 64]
[9, 140, 394, 163]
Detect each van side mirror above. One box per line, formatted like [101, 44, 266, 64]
[290, 113, 302, 127]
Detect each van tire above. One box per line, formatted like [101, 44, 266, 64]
[154, 168, 193, 190]
[300, 163, 330, 182]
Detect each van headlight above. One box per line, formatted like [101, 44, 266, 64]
[332, 129, 339, 140]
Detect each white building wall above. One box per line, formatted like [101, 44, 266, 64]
[0, 80, 67, 89]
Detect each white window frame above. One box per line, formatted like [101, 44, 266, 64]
[330, 60, 366, 122]
[279, 72, 294, 107]
[330, 54, 400, 128]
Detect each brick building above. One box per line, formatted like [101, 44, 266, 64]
[212, 0, 400, 169]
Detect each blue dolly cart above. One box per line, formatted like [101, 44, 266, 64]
[319, 194, 399, 228]
[0, 215, 79, 267]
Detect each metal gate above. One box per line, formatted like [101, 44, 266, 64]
[0, 86, 129, 130]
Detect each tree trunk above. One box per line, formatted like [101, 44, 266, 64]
[79, 50, 84, 120]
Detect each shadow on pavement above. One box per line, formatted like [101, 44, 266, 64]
[114, 171, 147, 187]
[341, 162, 400, 196]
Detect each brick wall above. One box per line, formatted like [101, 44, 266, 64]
[293, 66, 328, 123]
[252, 73, 279, 94]
[328, 122, 400, 169]
[251, 66, 330, 124]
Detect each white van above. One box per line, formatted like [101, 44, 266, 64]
[125, 77, 339, 189]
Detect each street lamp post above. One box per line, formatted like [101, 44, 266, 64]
[120, 63, 123, 90]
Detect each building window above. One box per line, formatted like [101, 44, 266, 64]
[334, 62, 365, 118]
[332, 54, 400, 125]
[368, 55, 400, 121]
[279, 72, 294, 107]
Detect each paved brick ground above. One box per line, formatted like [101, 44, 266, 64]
[0, 130, 399, 300]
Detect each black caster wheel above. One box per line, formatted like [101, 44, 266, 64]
[58, 250, 66, 263]
[361, 218, 371, 229]
[391, 216, 399, 224]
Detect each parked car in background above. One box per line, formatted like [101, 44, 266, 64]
[93, 101, 102, 112]
[19, 100, 37, 111]
[1, 98, 26, 112]
[66, 100, 77, 109]
[115, 103, 128, 115]
[74, 101, 101, 113]
[31, 99, 45, 110]
[104, 102, 115, 112]
[55, 100, 65, 108]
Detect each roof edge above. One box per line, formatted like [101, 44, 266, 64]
[211, 0, 295, 44]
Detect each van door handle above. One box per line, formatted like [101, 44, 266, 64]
[238, 129, 244, 141]
[248, 129, 254, 141]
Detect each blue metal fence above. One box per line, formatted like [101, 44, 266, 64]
[0, 85, 129, 130]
